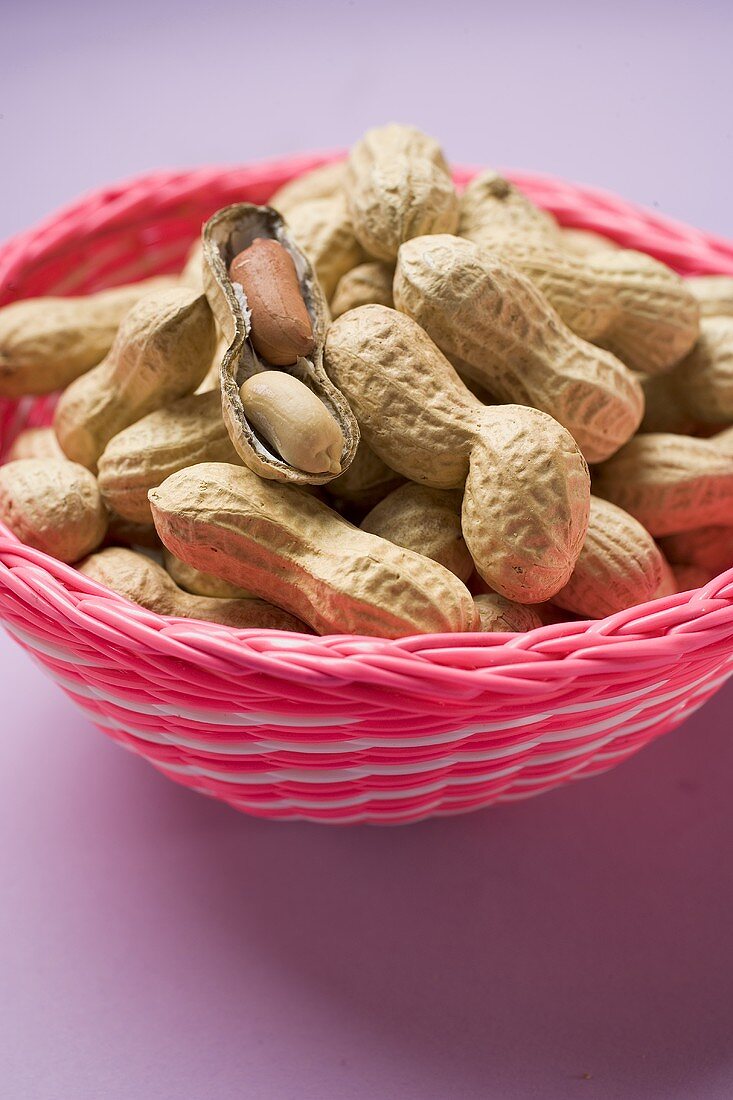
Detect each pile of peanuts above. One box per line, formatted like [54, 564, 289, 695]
[1, 123, 732, 639]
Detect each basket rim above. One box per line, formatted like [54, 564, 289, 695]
[1, 154, 733, 687]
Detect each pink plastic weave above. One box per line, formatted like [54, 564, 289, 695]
[1, 154, 732, 825]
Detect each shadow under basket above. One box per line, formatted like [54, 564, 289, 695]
[1, 155, 733, 825]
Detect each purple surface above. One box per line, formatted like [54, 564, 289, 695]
[2, 1, 733, 1097]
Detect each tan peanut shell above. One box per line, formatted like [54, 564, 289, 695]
[394, 235, 643, 463]
[473, 594, 545, 633]
[0, 458, 107, 562]
[149, 463, 479, 638]
[97, 389, 241, 524]
[79, 547, 307, 631]
[284, 193, 365, 299]
[687, 275, 733, 319]
[561, 227, 621, 256]
[269, 161, 348, 218]
[718, 426, 733, 454]
[6, 427, 64, 462]
[330, 262, 395, 318]
[180, 239, 204, 292]
[345, 124, 459, 261]
[459, 173, 700, 375]
[0, 276, 178, 398]
[593, 433, 733, 536]
[669, 317, 733, 424]
[202, 203, 359, 485]
[552, 496, 664, 618]
[360, 483, 473, 582]
[324, 440, 405, 519]
[54, 287, 216, 471]
[163, 550, 254, 599]
[325, 306, 483, 488]
[195, 335, 228, 394]
[459, 171, 561, 250]
[462, 406, 591, 603]
[659, 526, 733, 576]
[654, 554, 678, 599]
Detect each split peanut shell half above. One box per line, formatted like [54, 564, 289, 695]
[202, 203, 359, 484]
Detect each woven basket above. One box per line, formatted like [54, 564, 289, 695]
[1, 155, 733, 825]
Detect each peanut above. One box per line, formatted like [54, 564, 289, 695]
[180, 239, 204, 292]
[687, 275, 733, 319]
[229, 238, 315, 365]
[659, 525, 733, 576]
[459, 172, 699, 375]
[195, 335, 228, 394]
[149, 462, 479, 637]
[78, 547, 307, 631]
[54, 287, 216, 471]
[0, 458, 107, 562]
[324, 440, 405, 520]
[654, 554, 678, 599]
[6, 427, 63, 462]
[462, 406, 591, 603]
[394, 235, 643, 463]
[203, 203, 359, 485]
[269, 161, 348, 218]
[345, 124, 459, 261]
[330, 262, 395, 318]
[561, 227, 621, 256]
[667, 317, 733, 424]
[239, 372, 344, 475]
[97, 389, 241, 523]
[163, 550, 254, 599]
[0, 276, 178, 398]
[593, 433, 733, 535]
[285, 193, 365, 299]
[552, 496, 665, 618]
[324, 307, 590, 602]
[473, 594, 545, 633]
[360, 483, 472, 582]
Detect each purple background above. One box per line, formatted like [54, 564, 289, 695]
[2, 2, 733, 1097]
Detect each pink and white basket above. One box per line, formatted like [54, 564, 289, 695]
[1, 154, 732, 825]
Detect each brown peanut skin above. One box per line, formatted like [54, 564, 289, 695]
[54, 287, 216, 472]
[346, 124, 459, 261]
[325, 306, 483, 488]
[361, 484, 473, 582]
[459, 172, 700, 376]
[394, 235, 643, 464]
[79, 547, 307, 632]
[0, 276, 178, 398]
[0, 458, 107, 563]
[149, 463, 479, 638]
[659, 526, 733, 576]
[330, 262, 395, 318]
[474, 594, 545, 633]
[552, 496, 664, 618]
[593, 433, 733, 536]
[462, 406, 591, 603]
[97, 390, 241, 524]
[229, 239, 315, 366]
[6, 427, 64, 462]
